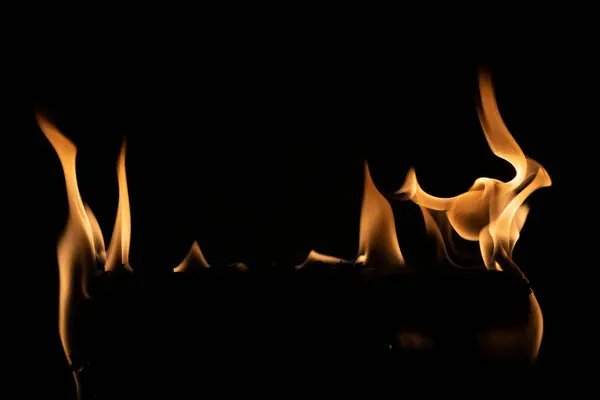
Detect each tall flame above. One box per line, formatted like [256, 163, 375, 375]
[358, 163, 405, 272]
[38, 114, 103, 367]
[105, 142, 133, 272]
[297, 163, 405, 272]
[395, 71, 552, 272]
[39, 115, 133, 376]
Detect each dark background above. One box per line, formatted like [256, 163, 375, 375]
[11, 31, 585, 396]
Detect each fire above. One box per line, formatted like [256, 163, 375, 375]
[39, 114, 220, 377]
[42, 68, 550, 396]
[174, 241, 210, 272]
[40, 115, 138, 398]
[357, 162, 405, 272]
[395, 71, 552, 273]
[38, 114, 106, 368]
[297, 72, 550, 277]
[296, 162, 405, 272]
[105, 142, 133, 273]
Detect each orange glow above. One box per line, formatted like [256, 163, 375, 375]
[395, 70, 551, 272]
[295, 250, 347, 270]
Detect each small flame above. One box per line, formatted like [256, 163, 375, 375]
[295, 250, 348, 270]
[174, 241, 211, 272]
[105, 142, 132, 272]
[395, 70, 551, 272]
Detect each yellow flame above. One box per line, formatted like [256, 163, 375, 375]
[395, 70, 551, 271]
[174, 241, 211, 272]
[105, 142, 133, 272]
[38, 114, 103, 365]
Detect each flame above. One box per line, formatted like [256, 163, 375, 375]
[358, 163, 405, 272]
[39, 115, 134, 377]
[38, 114, 104, 366]
[395, 70, 552, 272]
[297, 163, 405, 272]
[105, 142, 132, 272]
[174, 241, 211, 272]
[295, 250, 348, 270]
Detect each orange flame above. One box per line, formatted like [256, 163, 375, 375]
[297, 163, 405, 272]
[39, 115, 134, 377]
[174, 241, 211, 272]
[43, 68, 550, 371]
[395, 71, 551, 272]
[105, 142, 132, 273]
[295, 250, 348, 269]
[358, 163, 405, 272]
[38, 114, 103, 366]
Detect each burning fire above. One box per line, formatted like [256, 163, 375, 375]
[296, 70, 549, 360]
[41, 69, 550, 396]
[296, 162, 405, 273]
[299, 70, 551, 278]
[394, 71, 551, 273]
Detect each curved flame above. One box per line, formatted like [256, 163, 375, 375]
[395, 70, 552, 271]
[38, 114, 103, 366]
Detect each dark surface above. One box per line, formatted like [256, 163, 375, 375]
[70, 267, 537, 399]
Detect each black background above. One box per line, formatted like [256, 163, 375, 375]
[10, 26, 588, 396]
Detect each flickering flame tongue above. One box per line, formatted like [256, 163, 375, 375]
[105, 142, 132, 272]
[39, 115, 132, 371]
[38, 115, 102, 365]
[358, 163, 405, 271]
[297, 162, 405, 272]
[395, 71, 552, 271]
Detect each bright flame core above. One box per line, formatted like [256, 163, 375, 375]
[395, 71, 551, 272]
